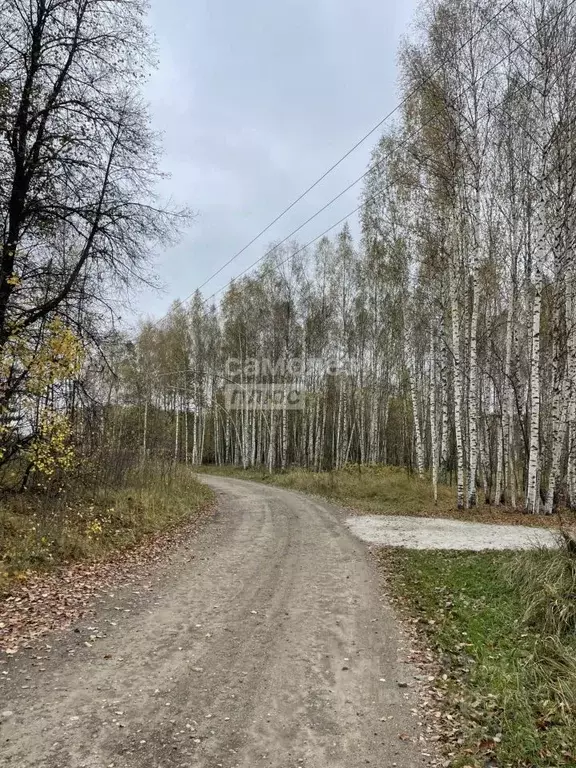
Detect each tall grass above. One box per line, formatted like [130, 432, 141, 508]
[0, 463, 213, 594]
[510, 535, 576, 636]
[384, 548, 576, 767]
[199, 464, 565, 525]
[199, 464, 456, 514]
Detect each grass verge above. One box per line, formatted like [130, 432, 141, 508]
[198, 464, 567, 527]
[0, 465, 213, 595]
[380, 548, 576, 767]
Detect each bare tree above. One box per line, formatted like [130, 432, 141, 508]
[0, 0, 190, 464]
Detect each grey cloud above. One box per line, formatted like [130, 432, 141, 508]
[134, 0, 416, 320]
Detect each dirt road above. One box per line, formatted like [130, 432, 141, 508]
[0, 476, 427, 768]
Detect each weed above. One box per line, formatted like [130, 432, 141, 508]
[509, 539, 576, 636]
[0, 465, 213, 594]
[198, 464, 567, 527]
[383, 549, 576, 767]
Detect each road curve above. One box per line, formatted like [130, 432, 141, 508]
[0, 475, 427, 768]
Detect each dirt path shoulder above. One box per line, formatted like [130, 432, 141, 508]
[0, 475, 429, 768]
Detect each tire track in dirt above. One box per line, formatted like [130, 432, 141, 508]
[0, 475, 429, 768]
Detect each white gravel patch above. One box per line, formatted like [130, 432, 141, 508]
[346, 515, 560, 551]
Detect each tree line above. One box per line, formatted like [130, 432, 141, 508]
[2, 0, 576, 516]
[112, 0, 576, 514]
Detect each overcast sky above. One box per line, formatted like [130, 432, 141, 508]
[133, 0, 417, 323]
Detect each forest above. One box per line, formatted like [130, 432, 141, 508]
[2, 0, 576, 528]
[113, 0, 576, 514]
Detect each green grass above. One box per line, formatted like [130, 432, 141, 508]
[381, 548, 576, 767]
[0, 465, 214, 594]
[198, 464, 562, 527]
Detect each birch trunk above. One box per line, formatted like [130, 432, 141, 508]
[335, 377, 344, 469]
[439, 338, 450, 473]
[526, 271, 543, 514]
[199, 410, 206, 465]
[467, 261, 480, 506]
[566, 286, 576, 508]
[281, 378, 288, 470]
[174, 397, 179, 463]
[268, 408, 276, 473]
[341, 378, 349, 468]
[225, 414, 231, 464]
[369, 382, 379, 464]
[449, 259, 465, 509]
[142, 400, 148, 463]
[494, 417, 504, 506]
[544, 360, 568, 514]
[317, 394, 327, 472]
[184, 404, 189, 465]
[429, 333, 439, 503]
[409, 364, 424, 478]
[500, 278, 516, 506]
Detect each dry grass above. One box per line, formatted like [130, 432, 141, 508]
[510, 540, 576, 636]
[198, 464, 571, 528]
[0, 465, 213, 594]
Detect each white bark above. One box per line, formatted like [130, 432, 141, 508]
[449, 259, 465, 509]
[467, 193, 481, 506]
[439, 337, 450, 473]
[526, 270, 543, 514]
[142, 400, 148, 463]
[409, 364, 424, 478]
[501, 278, 516, 507]
[429, 333, 439, 503]
[174, 397, 179, 463]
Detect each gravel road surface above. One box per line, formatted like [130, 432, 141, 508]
[347, 514, 560, 550]
[0, 476, 427, 768]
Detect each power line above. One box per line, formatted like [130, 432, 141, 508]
[152, 0, 516, 324]
[151, 0, 571, 326]
[198, 2, 574, 306]
[200, 13, 574, 309]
